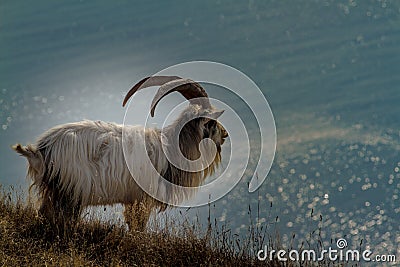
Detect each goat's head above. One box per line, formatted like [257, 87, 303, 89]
[123, 75, 228, 149]
[123, 76, 228, 173]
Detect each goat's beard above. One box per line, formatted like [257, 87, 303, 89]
[202, 149, 221, 179]
[148, 114, 225, 208]
[155, 133, 223, 207]
[162, 148, 222, 187]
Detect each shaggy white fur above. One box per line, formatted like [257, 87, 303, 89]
[13, 76, 227, 231]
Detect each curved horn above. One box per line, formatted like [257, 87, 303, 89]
[122, 76, 181, 107]
[150, 78, 211, 117]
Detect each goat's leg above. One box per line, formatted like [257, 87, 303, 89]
[38, 190, 57, 225]
[39, 186, 81, 235]
[59, 195, 82, 228]
[124, 200, 152, 231]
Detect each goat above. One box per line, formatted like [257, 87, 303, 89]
[13, 76, 228, 232]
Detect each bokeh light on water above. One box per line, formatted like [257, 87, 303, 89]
[1, 0, 399, 260]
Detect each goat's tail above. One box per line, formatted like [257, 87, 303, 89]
[12, 144, 45, 180]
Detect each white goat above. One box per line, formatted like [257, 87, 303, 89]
[13, 76, 228, 232]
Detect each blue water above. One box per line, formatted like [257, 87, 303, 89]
[1, 0, 399, 260]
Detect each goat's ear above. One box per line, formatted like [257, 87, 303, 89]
[208, 109, 224, 120]
[202, 109, 224, 126]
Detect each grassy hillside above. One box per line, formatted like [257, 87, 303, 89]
[0, 186, 284, 266]
[0, 186, 342, 266]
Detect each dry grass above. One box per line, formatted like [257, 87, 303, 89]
[0, 186, 285, 267]
[0, 185, 346, 266]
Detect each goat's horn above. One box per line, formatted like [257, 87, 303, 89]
[122, 76, 182, 107]
[150, 78, 211, 117]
